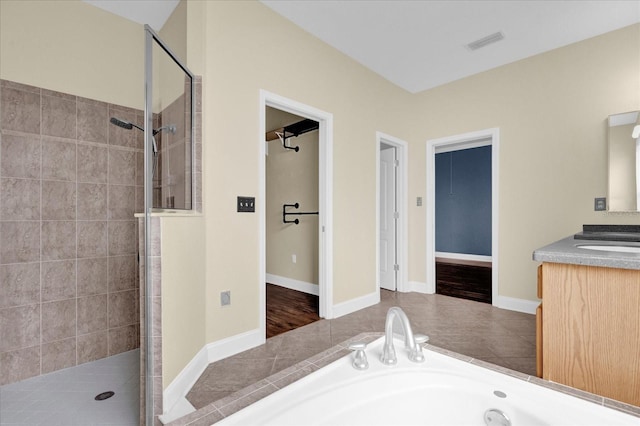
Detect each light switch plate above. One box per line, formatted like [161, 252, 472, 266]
[237, 196, 255, 212]
[594, 197, 606, 211]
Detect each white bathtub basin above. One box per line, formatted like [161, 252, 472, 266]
[577, 244, 640, 253]
[219, 337, 638, 425]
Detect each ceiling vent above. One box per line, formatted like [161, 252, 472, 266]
[466, 31, 505, 51]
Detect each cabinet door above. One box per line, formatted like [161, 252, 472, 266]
[542, 262, 640, 406]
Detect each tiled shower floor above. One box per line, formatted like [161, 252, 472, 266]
[0, 349, 139, 426]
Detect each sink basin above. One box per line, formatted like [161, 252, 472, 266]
[577, 245, 640, 253]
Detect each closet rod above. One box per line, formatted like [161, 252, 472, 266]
[283, 203, 318, 225]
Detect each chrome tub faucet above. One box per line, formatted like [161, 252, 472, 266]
[380, 307, 429, 365]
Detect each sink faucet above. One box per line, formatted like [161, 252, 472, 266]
[380, 307, 428, 365]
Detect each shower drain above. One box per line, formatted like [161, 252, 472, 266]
[95, 391, 115, 401]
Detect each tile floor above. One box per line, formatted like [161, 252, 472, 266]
[0, 350, 139, 426]
[0, 292, 536, 425]
[186, 290, 536, 410]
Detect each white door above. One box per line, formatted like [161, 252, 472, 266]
[380, 146, 397, 291]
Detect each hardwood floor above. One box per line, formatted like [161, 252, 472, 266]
[436, 260, 492, 304]
[266, 284, 320, 338]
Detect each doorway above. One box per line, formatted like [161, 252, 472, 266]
[426, 128, 499, 304]
[435, 145, 492, 303]
[259, 91, 334, 341]
[377, 132, 408, 293]
[264, 107, 320, 337]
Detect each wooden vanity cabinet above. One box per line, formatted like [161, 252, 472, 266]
[536, 265, 543, 378]
[538, 262, 640, 406]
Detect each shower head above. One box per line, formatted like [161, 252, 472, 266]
[110, 117, 157, 154]
[153, 124, 177, 136]
[110, 117, 143, 132]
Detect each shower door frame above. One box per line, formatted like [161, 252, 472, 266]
[144, 24, 195, 426]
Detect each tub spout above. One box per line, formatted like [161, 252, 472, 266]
[380, 307, 427, 365]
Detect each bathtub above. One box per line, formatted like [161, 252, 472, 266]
[219, 336, 639, 425]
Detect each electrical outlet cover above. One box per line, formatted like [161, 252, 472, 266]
[594, 197, 606, 211]
[221, 291, 231, 306]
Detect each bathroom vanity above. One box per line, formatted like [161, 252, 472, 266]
[533, 230, 640, 406]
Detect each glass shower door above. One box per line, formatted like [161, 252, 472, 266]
[143, 24, 194, 426]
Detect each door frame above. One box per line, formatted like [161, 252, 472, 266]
[376, 132, 408, 293]
[425, 128, 499, 304]
[259, 90, 334, 337]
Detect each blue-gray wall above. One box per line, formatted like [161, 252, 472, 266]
[435, 146, 492, 256]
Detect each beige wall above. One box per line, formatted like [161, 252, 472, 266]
[159, 0, 187, 65]
[407, 23, 640, 301]
[197, 3, 639, 344]
[161, 216, 205, 387]
[266, 108, 319, 285]
[0, 0, 144, 109]
[200, 0, 413, 342]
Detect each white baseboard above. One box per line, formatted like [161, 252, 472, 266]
[435, 252, 492, 262]
[332, 291, 379, 318]
[158, 397, 196, 424]
[495, 296, 539, 315]
[159, 345, 208, 424]
[408, 281, 537, 315]
[205, 328, 264, 363]
[408, 281, 431, 294]
[266, 273, 319, 296]
[160, 328, 263, 424]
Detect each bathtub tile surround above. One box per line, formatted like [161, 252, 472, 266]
[0, 79, 141, 386]
[174, 291, 537, 424]
[172, 304, 638, 425]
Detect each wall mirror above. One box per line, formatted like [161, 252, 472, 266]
[608, 110, 640, 212]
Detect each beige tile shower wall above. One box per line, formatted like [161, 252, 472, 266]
[0, 79, 141, 385]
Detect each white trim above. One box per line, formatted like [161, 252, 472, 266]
[205, 328, 263, 363]
[434, 137, 492, 154]
[376, 132, 409, 293]
[266, 273, 319, 296]
[426, 128, 500, 307]
[496, 296, 539, 315]
[160, 328, 263, 424]
[610, 111, 639, 127]
[260, 90, 334, 329]
[158, 398, 195, 424]
[408, 280, 429, 293]
[332, 291, 380, 319]
[159, 346, 205, 423]
[435, 252, 492, 263]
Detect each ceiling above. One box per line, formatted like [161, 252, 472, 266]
[82, 0, 180, 31]
[84, 0, 640, 93]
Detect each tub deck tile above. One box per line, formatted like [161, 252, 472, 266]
[172, 292, 637, 424]
[217, 384, 280, 418]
